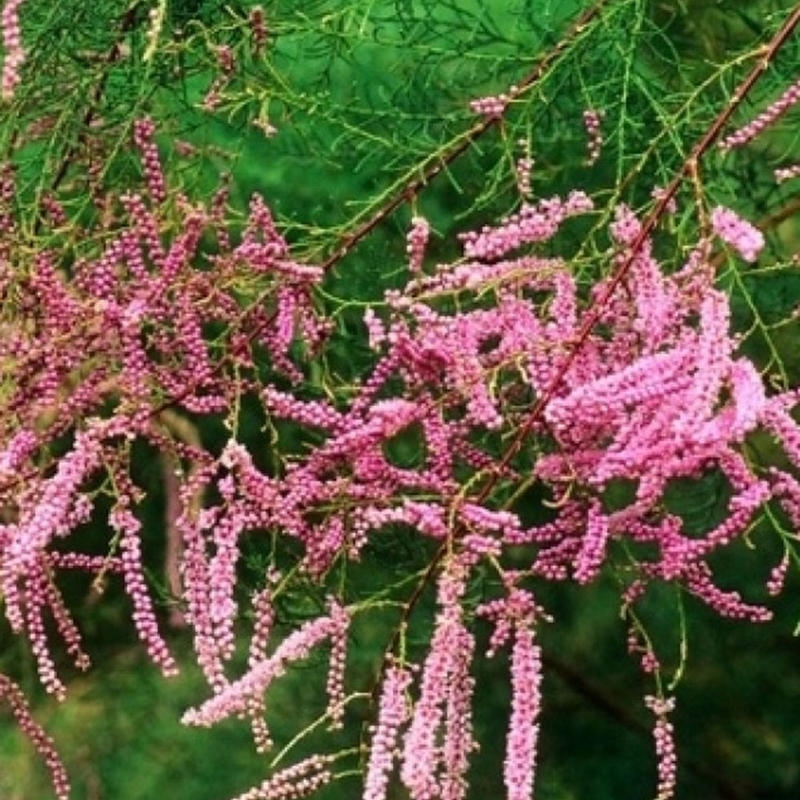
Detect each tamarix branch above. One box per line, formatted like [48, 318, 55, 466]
[2, 2, 800, 799]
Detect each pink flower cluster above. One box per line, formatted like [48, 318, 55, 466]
[363, 665, 411, 800]
[112, 500, 179, 677]
[1, 0, 25, 101]
[531, 215, 780, 614]
[400, 559, 476, 800]
[505, 626, 542, 800]
[719, 76, 800, 150]
[477, 589, 544, 800]
[459, 190, 593, 260]
[469, 89, 515, 118]
[133, 117, 166, 204]
[710, 205, 764, 262]
[406, 216, 430, 274]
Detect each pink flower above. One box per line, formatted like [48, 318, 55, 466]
[710, 206, 764, 262]
[363, 666, 411, 800]
[645, 696, 677, 800]
[505, 625, 542, 800]
[1, 0, 26, 101]
[719, 76, 800, 150]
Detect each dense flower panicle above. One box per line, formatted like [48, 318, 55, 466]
[0, 428, 37, 475]
[719, 76, 800, 150]
[477, 596, 547, 795]
[770, 469, 800, 529]
[476, 589, 545, 657]
[459, 503, 522, 542]
[1, 0, 26, 101]
[325, 598, 349, 728]
[459, 191, 593, 260]
[400, 561, 476, 800]
[710, 206, 764, 262]
[207, 509, 247, 663]
[2, 428, 103, 634]
[573, 501, 610, 584]
[407, 254, 562, 297]
[364, 306, 387, 350]
[361, 500, 448, 541]
[236, 194, 291, 269]
[406, 216, 430, 274]
[767, 551, 790, 596]
[45, 550, 123, 574]
[0, 113, 327, 711]
[440, 622, 476, 800]
[247, 584, 278, 753]
[176, 471, 230, 692]
[505, 625, 542, 800]
[682, 563, 771, 622]
[248, 585, 277, 669]
[530, 231, 782, 603]
[263, 386, 344, 432]
[42, 568, 91, 673]
[363, 665, 412, 800]
[24, 559, 69, 699]
[1, 167, 321, 474]
[133, 118, 167, 204]
[609, 202, 642, 246]
[312, 190, 799, 652]
[763, 399, 800, 467]
[111, 503, 179, 677]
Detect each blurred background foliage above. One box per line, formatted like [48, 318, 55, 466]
[2, 0, 800, 798]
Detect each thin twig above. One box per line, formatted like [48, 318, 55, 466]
[48, 4, 144, 197]
[317, 0, 614, 274]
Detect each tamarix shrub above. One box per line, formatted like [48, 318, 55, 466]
[2, 2, 800, 799]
